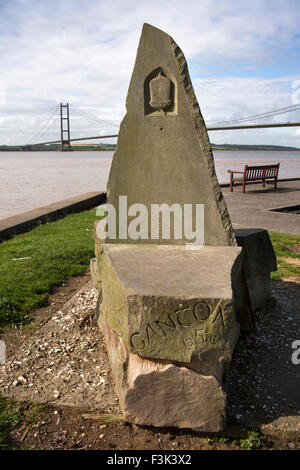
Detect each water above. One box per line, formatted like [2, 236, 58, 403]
[0, 150, 299, 220]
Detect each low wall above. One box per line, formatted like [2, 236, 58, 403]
[0, 192, 106, 243]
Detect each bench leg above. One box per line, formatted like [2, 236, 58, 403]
[262, 179, 265, 188]
[275, 178, 278, 190]
[230, 174, 233, 192]
[242, 179, 246, 193]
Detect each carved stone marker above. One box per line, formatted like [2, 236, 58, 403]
[107, 23, 235, 247]
[91, 23, 276, 431]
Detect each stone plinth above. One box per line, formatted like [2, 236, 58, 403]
[235, 228, 277, 312]
[93, 244, 243, 431]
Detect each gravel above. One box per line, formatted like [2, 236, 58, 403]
[0, 280, 119, 413]
[0, 278, 299, 433]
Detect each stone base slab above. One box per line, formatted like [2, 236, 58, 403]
[97, 244, 243, 363]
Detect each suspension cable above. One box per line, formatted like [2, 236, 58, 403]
[209, 103, 300, 127]
[26, 104, 59, 145]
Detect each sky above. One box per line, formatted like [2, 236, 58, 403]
[1, 0, 300, 147]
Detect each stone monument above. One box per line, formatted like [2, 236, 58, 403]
[91, 23, 277, 431]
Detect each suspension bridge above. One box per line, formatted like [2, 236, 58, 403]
[16, 101, 300, 151]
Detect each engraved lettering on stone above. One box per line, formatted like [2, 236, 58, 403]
[182, 336, 194, 347]
[130, 332, 145, 351]
[176, 307, 193, 327]
[154, 314, 177, 336]
[129, 300, 230, 352]
[212, 305, 225, 328]
[193, 302, 211, 321]
[146, 323, 157, 343]
[195, 330, 221, 344]
[149, 71, 172, 112]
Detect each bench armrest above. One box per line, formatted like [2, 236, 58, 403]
[227, 170, 244, 174]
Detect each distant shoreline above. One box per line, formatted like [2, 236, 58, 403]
[0, 143, 299, 152]
[211, 144, 300, 151]
[0, 144, 116, 152]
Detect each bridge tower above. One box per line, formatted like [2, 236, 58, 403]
[60, 102, 71, 151]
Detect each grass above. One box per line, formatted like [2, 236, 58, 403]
[239, 431, 263, 449]
[205, 431, 264, 449]
[269, 232, 300, 280]
[0, 208, 96, 328]
[23, 403, 48, 425]
[0, 395, 20, 449]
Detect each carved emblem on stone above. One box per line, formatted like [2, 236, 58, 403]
[149, 71, 173, 112]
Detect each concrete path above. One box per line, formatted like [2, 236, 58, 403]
[223, 179, 300, 236]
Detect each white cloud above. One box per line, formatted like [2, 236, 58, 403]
[195, 75, 300, 145]
[0, 0, 300, 146]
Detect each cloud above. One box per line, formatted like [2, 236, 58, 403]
[0, 0, 300, 146]
[195, 75, 300, 145]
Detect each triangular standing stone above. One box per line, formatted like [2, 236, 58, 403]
[107, 23, 236, 246]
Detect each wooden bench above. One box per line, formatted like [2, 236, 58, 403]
[227, 163, 280, 193]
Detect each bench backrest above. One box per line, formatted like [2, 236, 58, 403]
[244, 163, 280, 180]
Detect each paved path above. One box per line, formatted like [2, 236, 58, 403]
[223, 179, 300, 236]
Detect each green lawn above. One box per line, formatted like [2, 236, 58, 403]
[0, 208, 96, 327]
[269, 232, 300, 280]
